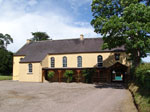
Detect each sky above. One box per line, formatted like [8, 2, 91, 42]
[0, 0, 99, 52]
[0, 0, 149, 62]
[142, 53, 150, 63]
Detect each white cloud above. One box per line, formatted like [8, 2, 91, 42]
[28, 0, 38, 6]
[67, 0, 92, 10]
[0, 0, 3, 4]
[142, 56, 150, 63]
[0, 0, 98, 52]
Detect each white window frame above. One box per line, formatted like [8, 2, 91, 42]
[63, 56, 67, 67]
[97, 55, 103, 68]
[28, 63, 33, 73]
[77, 56, 82, 67]
[51, 57, 55, 68]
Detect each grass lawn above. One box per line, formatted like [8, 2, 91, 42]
[129, 83, 150, 112]
[0, 76, 12, 80]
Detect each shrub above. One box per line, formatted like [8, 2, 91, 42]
[48, 71, 55, 79]
[135, 63, 150, 90]
[63, 70, 74, 83]
[82, 69, 96, 83]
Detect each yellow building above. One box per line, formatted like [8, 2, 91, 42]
[13, 35, 131, 83]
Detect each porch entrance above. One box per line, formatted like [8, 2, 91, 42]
[109, 62, 128, 82]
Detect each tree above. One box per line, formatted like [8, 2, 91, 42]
[0, 33, 13, 75]
[31, 32, 50, 41]
[91, 0, 150, 67]
[0, 33, 13, 49]
[0, 48, 13, 75]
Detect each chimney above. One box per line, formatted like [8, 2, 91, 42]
[80, 34, 84, 41]
[26, 39, 31, 44]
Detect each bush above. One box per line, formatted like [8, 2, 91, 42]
[48, 71, 55, 79]
[63, 70, 74, 83]
[135, 63, 150, 90]
[82, 69, 96, 83]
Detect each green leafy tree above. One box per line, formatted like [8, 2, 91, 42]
[0, 33, 13, 75]
[0, 33, 13, 49]
[0, 48, 13, 75]
[63, 70, 74, 83]
[91, 0, 150, 67]
[31, 32, 50, 41]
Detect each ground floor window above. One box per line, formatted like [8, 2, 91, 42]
[28, 63, 33, 73]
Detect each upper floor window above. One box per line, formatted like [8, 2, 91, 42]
[28, 63, 32, 73]
[51, 57, 55, 68]
[63, 56, 67, 67]
[20, 58, 24, 62]
[77, 56, 82, 67]
[115, 53, 120, 61]
[97, 55, 103, 68]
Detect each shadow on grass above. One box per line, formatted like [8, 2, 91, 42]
[136, 85, 150, 98]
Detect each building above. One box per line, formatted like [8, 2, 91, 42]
[13, 35, 131, 83]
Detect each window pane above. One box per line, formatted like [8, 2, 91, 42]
[115, 54, 120, 60]
[97, 55, 103, 68]
[63, 56, 67, 67]
[77, 56, 82, 67]
[98, 63, 103, 67]
[28, 64, 32, 73]
[51, 57, 55, 67]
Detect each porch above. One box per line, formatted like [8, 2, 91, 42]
[42, 62, 128, 83]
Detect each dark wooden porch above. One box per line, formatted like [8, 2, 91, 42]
[42, 67, 110, 83]
[41, 62, 128, 83]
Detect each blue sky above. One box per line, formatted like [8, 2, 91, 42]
[0, 0, 149, 62]
[0, 0, 99, 52]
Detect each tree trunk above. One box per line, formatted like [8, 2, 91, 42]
[133, 50, 141, 68]
[133, 57, 141, 68]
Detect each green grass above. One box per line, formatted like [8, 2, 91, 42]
[0, 76, 12, 80]
[129, 83, 150, 112]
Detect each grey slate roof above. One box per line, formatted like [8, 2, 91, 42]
[15, 38, 125, 63]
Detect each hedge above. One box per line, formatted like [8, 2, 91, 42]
[135, 63, 150, 90]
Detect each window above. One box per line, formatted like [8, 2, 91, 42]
[77, 56, 82, 67]
[20, 58, 23, 61]
[97, 55, 103, 68]
[28, 63, 32, 73]
[51, 57, 55, 68]
[63, 56, 67, 67]
[115, 54, 120, 61]
[20, 58, 24, 62]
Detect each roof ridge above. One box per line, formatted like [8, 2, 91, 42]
[33, 37, 102, 43]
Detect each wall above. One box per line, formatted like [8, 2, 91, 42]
[13, 56, 25, 80]
[13, 52, 130, 82]
[19, 63, 42, 82]
[41, 52, 130, 68]
[41, 55, 49, 68]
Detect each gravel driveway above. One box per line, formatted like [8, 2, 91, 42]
[0, 81, 137, 112]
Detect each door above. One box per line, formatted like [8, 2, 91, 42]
[111, 69, 125, 82]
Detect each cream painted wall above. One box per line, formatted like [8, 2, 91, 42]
[13, 56, 25, 80]
[41, 55, 49, 68]
[19, 63, 42, 82]
[42, 52, 130, 68]
[13, 52, 130, 82]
